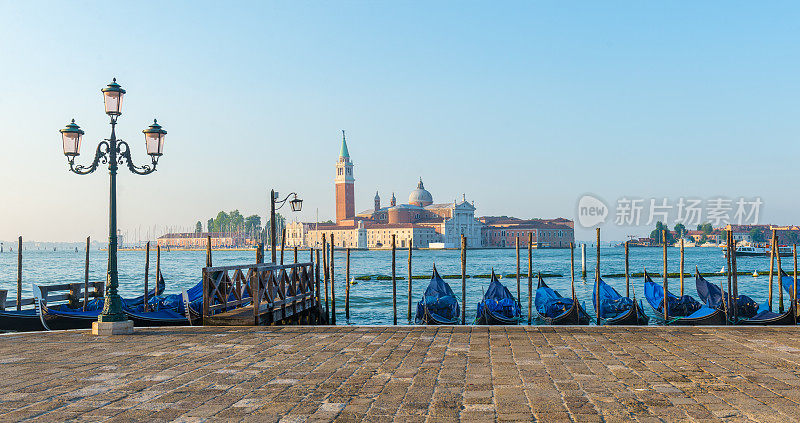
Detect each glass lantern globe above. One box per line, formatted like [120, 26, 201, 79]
[142, 119, 167, 156]
[59, 119, 84, 156]
[290, 195, 303, 212]
[101, 78, 126, 116]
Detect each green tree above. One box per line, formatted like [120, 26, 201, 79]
[650, 221, 674, 245]
[749, 227, 766, 243]
[674, 223, 687, 239]
[195, 221, 202, 233]
[213, 211, 230, 232]
[245, 215, 261, 237]
[698, 223, 713, 235]
[229, 210, 244, 231]
[207, 218, 214, 233]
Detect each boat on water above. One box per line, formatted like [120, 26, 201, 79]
[124, 279, 204, 326]
[724, 244, 792, 257]
[593, 276, 648, 325]
[692, 270, 790, 325]
[475, 270, 521, 325]
[33, 275, 165, 331]
[415, 265, 460, 325]
[643, 272, 726, 325]
[0, 308, 43, 332]
[535, 274, 590, 325]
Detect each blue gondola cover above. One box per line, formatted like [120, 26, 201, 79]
[476, 272, 521, 322]
[415, 267, 460, 324]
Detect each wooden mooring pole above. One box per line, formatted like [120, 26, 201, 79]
[330, 234, 336, 325]
[769, 229, 776, 311]
[679, 238, 684, 296]
[294, 246, 298, 264]
[315, 249, 322, 324]
[516, 236, 521, 308]
[322, 234, 329, 322]
[570, 242, 575, 300]
[624, 240, 630, 298]
[17, 236, 21, 311]
[280, 227, 286, 265]
[732, 239, 739, 321]
[778, 237, 784, 313]
[527, 233, 532, 325]
[725, 232, 732, 316]
[206, 235, 212, 267]
[794, 244, 798, 322]
[407, 239, 412, 323]
[84, 236, 90, 311]
[461, 235, 466, 325]
[256, 243, 264, 264]
[156, 244, 161, 291]
[144, 241, 150, 312]
[345, 247, 351, 320]
[596, 228, 600, 323]
[662, 229, 668, 322]
[392, 235, 397, 325]
[581, 243, 586, 278]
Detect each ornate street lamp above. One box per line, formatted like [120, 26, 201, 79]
[270, 190, 302, 263]
[60, 78, 166, 334]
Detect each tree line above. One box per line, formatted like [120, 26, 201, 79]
[194, 210, 286, 244]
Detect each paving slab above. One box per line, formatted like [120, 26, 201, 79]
[1, 326, 800, 421]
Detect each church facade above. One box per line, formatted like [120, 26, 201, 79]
[286, 132, 482, 248]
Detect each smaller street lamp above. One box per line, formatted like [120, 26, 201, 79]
[270, 190, 303, 263]
[60, 119, 84, 157]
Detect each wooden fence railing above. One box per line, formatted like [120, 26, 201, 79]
[202, 262, 319, 325]
[0, 281, 104, 311]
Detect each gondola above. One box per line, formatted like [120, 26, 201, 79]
[0, 308, 45, 332]
[593, 276, 649, 325]
[693, 270, 778, 325]
[415, 265, 460, 325]
[475, 270, 521, 325]
[535, 274, 590, 325]
[643, 272, 725, 325]
[34, 275, 165, 331]
[779, 269, 800, 316]
[124, 280, 203, 326]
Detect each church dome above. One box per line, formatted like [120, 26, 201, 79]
[408, 178, 433, 206]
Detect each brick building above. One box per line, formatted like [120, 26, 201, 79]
[479, 216, 575, 248]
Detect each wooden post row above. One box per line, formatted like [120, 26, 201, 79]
[527, 233, 532, 325]
[144, 241, 150, 312]
[346, 247, 351, 320]
[461, 235, 467, 325]
[392, 235, 397, 325]
[408, 239, 412, 323]
[84, 236, 90, 311]
[662, 229, 668, 322]
[330, 234, 336, 325]
[17, 236, 22, 311]
[516, 236, 520, 308]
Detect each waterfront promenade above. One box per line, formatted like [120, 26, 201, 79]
[1, 327, 800, 422]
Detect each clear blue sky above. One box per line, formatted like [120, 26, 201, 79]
[1, 1, 798, 242]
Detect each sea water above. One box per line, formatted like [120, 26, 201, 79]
[0, 247, 793, 325]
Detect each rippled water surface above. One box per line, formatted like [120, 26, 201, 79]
[1, 246, 795, 325]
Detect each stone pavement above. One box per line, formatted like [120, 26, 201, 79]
[1, 326, 800, 422]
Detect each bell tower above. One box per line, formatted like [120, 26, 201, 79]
[335, 130, 355, 224]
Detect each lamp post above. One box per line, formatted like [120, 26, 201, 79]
[60, 78, 166, 333]
[270, 190, 302, 263]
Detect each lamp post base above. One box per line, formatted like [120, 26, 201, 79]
[92, 320, 134, 335]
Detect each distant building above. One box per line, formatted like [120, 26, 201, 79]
[686, 230, 721, 244]
[479, 216, 575, 248]
[287, 133, 482, 248]
[157, 232, 246, 249]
